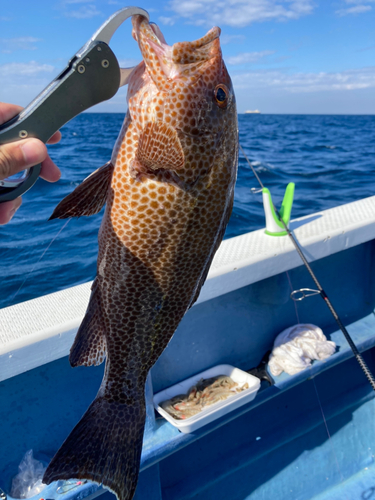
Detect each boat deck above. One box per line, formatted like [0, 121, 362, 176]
[142, 311, 375, 472]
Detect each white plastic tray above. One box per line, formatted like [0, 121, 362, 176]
[153, 364, 260, 433]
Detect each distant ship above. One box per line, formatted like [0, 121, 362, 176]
[245, 110, 261, 114]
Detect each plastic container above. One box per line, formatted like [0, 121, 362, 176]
[153, 364, 260, 433]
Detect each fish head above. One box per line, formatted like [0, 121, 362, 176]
[127, 15, 237, 184]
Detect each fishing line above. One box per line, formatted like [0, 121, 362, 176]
[240, 143, 375, 392]
[311, 375, 348, 496]
[240, 144, 264, 190]
[8, 218, 71, 307]
[286, 270, 300, 325]
[287, 268, 348, 494]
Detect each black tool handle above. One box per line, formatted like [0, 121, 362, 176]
[0, 41, 120, 202]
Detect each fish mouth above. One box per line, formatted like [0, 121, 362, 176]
[131, 15, 221, 88]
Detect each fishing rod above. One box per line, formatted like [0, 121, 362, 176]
[239, 143, 375, 392]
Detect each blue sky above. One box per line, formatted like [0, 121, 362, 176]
[0, 0, 374, 114]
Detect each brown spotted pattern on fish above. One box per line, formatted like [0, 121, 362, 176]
[44, 14, 238, 500]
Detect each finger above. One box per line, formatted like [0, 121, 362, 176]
[0, 102, 23, 125]
[47, 131, 62, 145]
[40, 156, 61, 182]
[0, 138, 47, 180]
[0, 197, 22, 225]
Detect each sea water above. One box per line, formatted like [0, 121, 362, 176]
[1, 114, 374, 308]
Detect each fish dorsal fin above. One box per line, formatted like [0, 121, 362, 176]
[70, 279, 106, 367]
[49, 161, 114, 220]
[136, 121, 184, 171]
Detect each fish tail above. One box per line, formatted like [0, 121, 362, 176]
[43, 395, 146, 500]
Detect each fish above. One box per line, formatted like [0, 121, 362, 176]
[43, 13, 238, 500]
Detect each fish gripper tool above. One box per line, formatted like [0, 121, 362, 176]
[0, 6, 149, 202]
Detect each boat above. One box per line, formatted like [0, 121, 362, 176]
[1, 194, 375, 500]
[245, 110, 261, 114]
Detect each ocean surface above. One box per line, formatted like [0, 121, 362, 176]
[1, 113, 375, 309]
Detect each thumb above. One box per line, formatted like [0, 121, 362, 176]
[0, 138, 47, 180]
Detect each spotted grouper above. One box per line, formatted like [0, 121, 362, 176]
[43, 14, 238, 500]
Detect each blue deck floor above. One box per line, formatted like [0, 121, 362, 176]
[1, 314, 375, 499]
[143, 351, 375, 500]
[134, 312, 375, 498]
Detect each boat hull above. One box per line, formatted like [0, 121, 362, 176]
[2, 197, 375, 500]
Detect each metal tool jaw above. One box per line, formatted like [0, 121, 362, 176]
[0, 6, 149, 203]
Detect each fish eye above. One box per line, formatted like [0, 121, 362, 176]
[214, 84, 229, 108]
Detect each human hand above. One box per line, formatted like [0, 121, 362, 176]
[0, 102, 62, 224]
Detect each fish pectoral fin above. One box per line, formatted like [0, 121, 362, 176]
[43, 395, 146, 500]
[70, 280, 106, 367]
[135, 121, 185, 172]
[49, 161, 114, 220]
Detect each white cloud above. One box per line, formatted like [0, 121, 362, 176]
[57, 0, 102, 19]
[118, 58, 141, 67]
[232, 66, 375, 92]
[227, 50, 275, 65]
[336, 5, 372, 15]
[0, 61, 55, 77]
[0, 62, 57, 107]
[342, 0, 375, 3]
[221, 34, 246, 45]
[167, 0, 315, 27]
[358, 44, 375, 52]
[159, 16, 176, 25]
[336, 0, 375, 15]
[0, 37, 41, 54]
[62, 0, 93, 4]
[64, 4, 102, 18]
